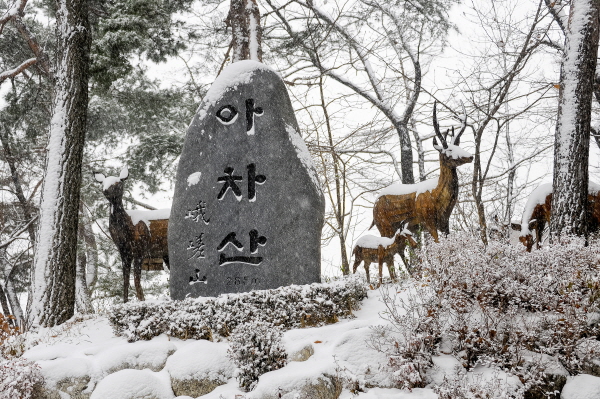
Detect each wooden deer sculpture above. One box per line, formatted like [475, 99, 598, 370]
[352, 228, 418, 287]
[94, 167, 170, 302]
[372, 102, 473, 241]
[511, 182, 600, 251]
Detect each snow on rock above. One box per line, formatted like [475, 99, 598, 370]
[165, 341, 234, 397]
[186, 172, 201, 187]
[286, 124, 321, 192]
[90, 369, 175, 399]
[561, 374, 600, 399]
[35, 357, 92, 389]
[377, 177, 438, 199]
[127, 208, 171, 226]
[196, 60, 273, 120]
[94, 340, 177, 375]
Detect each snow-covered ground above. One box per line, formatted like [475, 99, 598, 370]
[16, 283, 600, 398]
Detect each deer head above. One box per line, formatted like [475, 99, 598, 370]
[94, 167, 129, 204]
[432, 101, 473, 167]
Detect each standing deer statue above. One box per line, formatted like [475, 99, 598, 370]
[94, 167, 170, 302]
[352, 228, 418, 287]
[372, 102, 473, 241]
[511, 182, 600, 251]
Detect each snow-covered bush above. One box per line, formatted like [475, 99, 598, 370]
[109, 277, 367, 342]
[228, 321, 287, 391]
[380, 234, 600, 394]
[433, 372, 525, 399]
[0, 357, 44, 399]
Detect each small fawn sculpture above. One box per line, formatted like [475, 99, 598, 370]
[512, 183, 600, 251]
[94, 167, 170, 302]
[373, 102, 473, 241]
[352, 228, 418, 287]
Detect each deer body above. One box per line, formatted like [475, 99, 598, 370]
[352, 229, 418, 286]
[513, 182, 600, 251]
[95, 168, 170, 302]
[373, 103, 473, 241]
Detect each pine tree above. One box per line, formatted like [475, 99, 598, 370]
[551, 0, 600, 237]
[27, 0, 91, 328]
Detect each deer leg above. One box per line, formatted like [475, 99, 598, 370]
[387, 259, 397, 281]
[133, 257, 145, 301]
[377, 247, 384, 288]
[352, 258, 361, 274]
[428, 227, 440, 243]
[122, 255, 132, 303]
[364, 262, 371, 283]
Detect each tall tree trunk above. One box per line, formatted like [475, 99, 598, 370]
[27, 0, 90, 328]
[227, 0, 262, 62]
[551, 0, 600, 237]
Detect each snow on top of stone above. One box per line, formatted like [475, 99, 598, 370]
[187, 171, 201, 187]
[377, 177, 438, 199]
[90, 369, 174, 399]
[127, 209, 170, 226]
[197, 60, 274, 120]
[285, 124, 321, 192]
[164, 340, 233, 382]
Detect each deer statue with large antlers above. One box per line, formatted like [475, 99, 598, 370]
[372, 102, 473, 241]
[94, 167, 170, 302]
[511, 182, 600, 251]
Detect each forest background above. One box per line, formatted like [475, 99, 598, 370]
[1, 0, 599, 324]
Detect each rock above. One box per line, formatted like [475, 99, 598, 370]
[95, 341, 177, 375]
[169, 60, 324, 299]
[289, 344, 314, 362]
[521, 351, 568, 399]
[164, 341, 234, 397]
[36, 358, 93, 399]
[256, 374, 342, 399]
[37, 376, 91, 399]
[90, 369, 174, 399]
[560, 374, 600, 399]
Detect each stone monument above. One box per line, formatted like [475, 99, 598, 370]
[169, 60, 325, 299]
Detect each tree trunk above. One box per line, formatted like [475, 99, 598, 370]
[227, 0, 262, 63]
[27, 0, 90, 328]
[75, 205, 95, 314]
[551, 0, 600, 237]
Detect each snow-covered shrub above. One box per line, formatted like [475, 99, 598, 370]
[109, 276, 367, 342]
[0, 314, 23, 358]
[380, 234, 600, 394]
[0, 357, 44, 399]
[433, 371, 525, 399]
[228, 321, 287, 391]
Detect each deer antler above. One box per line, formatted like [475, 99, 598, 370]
[453, 101, 467, 146]
[433, 101, 448, 149]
